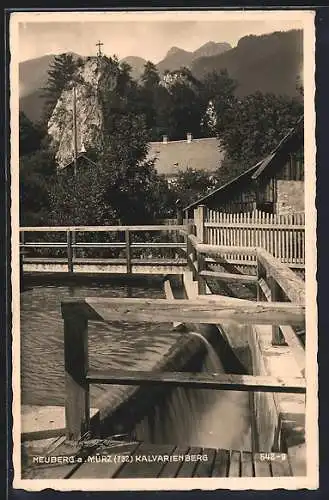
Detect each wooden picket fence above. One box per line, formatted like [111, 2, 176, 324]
[203, 209, 305, 268]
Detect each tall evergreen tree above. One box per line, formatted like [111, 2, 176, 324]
[42, 53, 83, 124]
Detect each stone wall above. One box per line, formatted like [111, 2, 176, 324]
[276, 180, 304, 215]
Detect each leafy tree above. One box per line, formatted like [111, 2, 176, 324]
[216, 91, 303, 169]
[20, 149, 57, 225]
[169, 168, 219, 208]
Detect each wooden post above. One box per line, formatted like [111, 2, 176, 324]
[67, 230, 73, 273]
[125, 229, 132, 274]
[256, 255, 264, 301]
[64, 314, 89, 441]
[268, 276, 286, 346]
[194, 205, 207, 243]
[197, 252, 207, 295]
[187, 223, 197, 279]
[72, 230, 76, 261]
[176, 199, 183, 225]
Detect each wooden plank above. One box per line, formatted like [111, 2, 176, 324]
[211, 449, 230, 477]
[22, 441, 84, 479]
[270, 457, 292, 477]
[20, 225, 188, 232]
[241, 451, 254, 477]
[204, 222, 304, 231]
[188, 235, 257, 257]
[258, 278, 272, 302]
[63, 315, 89, 441]
[268, 276, 286, 346]
[22, 243, 67, 248]
[73, 442, 141, 478]
[253, 455, 272, 477]
[257, 248, 305, 304]
[61, 296, 305, 326]
[115, 443, 176, 478]
[200, 270, 258, 284]
[279, 325, 305, 376]
[158, 446, 190, 478]
[176, 447, 202, 478]
[130, 243, 186, 249]
[228, 450, 241, 477]
[27, 258, 186, 266]
[23, 461, 77, 479]
[193, 448, 216, 477]
[73, 243, 126, 248]
[86, 369, 306, 393]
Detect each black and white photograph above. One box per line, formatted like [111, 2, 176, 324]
[10, 10, 317, 490]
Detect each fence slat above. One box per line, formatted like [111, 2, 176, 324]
[194, 208, 305, 267]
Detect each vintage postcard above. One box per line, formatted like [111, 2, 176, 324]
[10, 9, 317, 491]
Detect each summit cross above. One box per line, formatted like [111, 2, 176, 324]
[96, 40, 104, 57]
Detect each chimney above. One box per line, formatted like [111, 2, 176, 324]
[162, 135, 168, 144]
[187, 132, 192, 143]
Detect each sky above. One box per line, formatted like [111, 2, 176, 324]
[14, 12, 305, 63]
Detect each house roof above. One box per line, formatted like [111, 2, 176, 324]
[60, 152, 98, 170]
[147, 137, 224, 177]
[183, 160, 263, 212]
[184, 116, 304, 212]
[251, 116, 304, 180]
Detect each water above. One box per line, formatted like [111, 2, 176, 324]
[20, 281, 177, 407]
[20, 280, 251, 451]
[134, 330, 252, 450]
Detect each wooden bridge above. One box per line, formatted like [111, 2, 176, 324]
[20, 217, 306, 479]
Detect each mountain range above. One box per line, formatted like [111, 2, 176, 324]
[19, 30, 302, 123]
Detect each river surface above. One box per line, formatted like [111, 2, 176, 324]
[20, 280, 177, 407]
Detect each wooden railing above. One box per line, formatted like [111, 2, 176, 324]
[61, 279, 305, 441]
[194, 206, 305, 268]
[20, 225, 187, 273]
[185, 231, 305, 375]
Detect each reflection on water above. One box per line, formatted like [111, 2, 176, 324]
[20, 282, 177, 407]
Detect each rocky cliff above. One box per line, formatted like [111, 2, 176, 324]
[48, 58, 105, 169]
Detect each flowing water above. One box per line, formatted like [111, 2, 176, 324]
[20, 279, 251, 451]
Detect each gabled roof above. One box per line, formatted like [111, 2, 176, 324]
[60, 152, 98, 170]
[147, 137, 224, 177]
[251, 116, 303, 180]
[183, 160, 263, 212]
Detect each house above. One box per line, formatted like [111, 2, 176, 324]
[183, 117, 304, 218]
[147, 133, 224, 183]
[57, 152, 98, 175]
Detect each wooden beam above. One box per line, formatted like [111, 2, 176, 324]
[63, 315, 89, 441]
[200, 270, 258, 284]
[20, 225, 188, 233]
[258, 278, 272, 301]
[67, 230, 73, 273]
[279, 325, 305, 376]
[61, 297, 305, 326]
[125, 229, 132, 274]
[256, 248, 305, 304]
[86, 369, 306, 394]
[187, 234, 257, 256]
